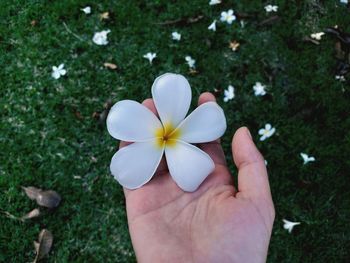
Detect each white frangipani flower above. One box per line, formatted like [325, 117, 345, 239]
[335, 75, 346, 82]
[310, 32, 325, 40]
[107, 73, 227, 192]
[265, 4, 278, 12]
[208, 20, 217, 31]
[220, 9, 236, 24]
[172, 31, 181, 41]
[340, 0, 348, 4]
[185, 56, 196, 68]
[223, 85, 235, 102]
[81, 6, 91, 14]
[253, 82, 267, 96]
[283, 219, 301, 233]
[51, 64, 67, 79]
[209, 0, 221, 5]
[143, 52, 157, 64]
[92, 30, 111, 45]
[258, 123, 276, 141]
[300, 153, 315, 164]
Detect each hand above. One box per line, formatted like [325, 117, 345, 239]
[119, 92, 275, 263]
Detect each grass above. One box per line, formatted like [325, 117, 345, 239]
[1, 0, 350, 262]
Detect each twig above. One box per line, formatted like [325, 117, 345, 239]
[155, 15, 204, 26]
[258, 15, 280, 26]
[63, 22, 84, 41]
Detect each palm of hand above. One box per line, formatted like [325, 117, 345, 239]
[120, 94, 275, 263]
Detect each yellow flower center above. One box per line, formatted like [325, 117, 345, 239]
[155, 122, 181, 148]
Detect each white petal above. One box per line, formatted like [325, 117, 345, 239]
[258, 128, 265, 135]
[52, 71, 60, 79]
[107, 100, 162, 141]
[175, 102, 226, 143]
[265, 123, 272, 130]
[110, 140, 164, 189]
[269, 127, 276, 136]
[165, 141, 214, 192]
[152, 73, 192, 128]
[59, 69, 67, 76]
[58, 64, 64, 70]
[260, 135, 266, 141]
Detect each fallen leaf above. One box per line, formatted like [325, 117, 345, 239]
[100, 12, 109, 20]
[229, 41, 240, 51]
[189, 68, 199, 75]
[22, 186, 41, 200]
[22, 186, 61, 208]
[33, 229, 53, 263]
[36, 190, 61, 208]
[21, 208, 40, 220]
[93, 100, 113, 125]
[104, 62, 118, 70]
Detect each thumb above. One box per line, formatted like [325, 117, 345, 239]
[232, 127, 272, 199]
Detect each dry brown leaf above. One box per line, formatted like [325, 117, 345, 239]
[36, 190, 61, 208]
[100, 12, 110, 20]
[33, 241, 40, 253]
[22, 186, 41, 200]
[189, 68, 199, 75]
[34, 229, 53, 263]
[104, 62, 118, 70]
[21, 208, 40, 220]
[229, 40, 240, 51]
[22, 186, 61, 208]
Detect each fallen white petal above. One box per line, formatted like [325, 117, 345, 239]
[110, 140, 164, 189]
[107, 100, 162, 141]
[152, 73, 191, 128]
[165, 141, 214, 192]
[175, 102, 226, 143]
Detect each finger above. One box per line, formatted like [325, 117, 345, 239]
[232, 127, 272, 199]
[197, 92, 226, 166]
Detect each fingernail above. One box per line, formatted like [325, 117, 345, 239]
[246, 127, 252, 140]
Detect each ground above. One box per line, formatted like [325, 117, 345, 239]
[0, 0, 350, 262]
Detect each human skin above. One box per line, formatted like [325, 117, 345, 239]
[119, 92, 275, 263]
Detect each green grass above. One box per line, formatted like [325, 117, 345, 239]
[1, 0, 350, 262]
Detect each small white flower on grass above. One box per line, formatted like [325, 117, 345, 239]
[335, 75, 346, 82]
[223, 85, 235, 102]
[258, 123, 276, 141]
[264, 160, 268, 166]
[92, 30, 111, 45]
[253, 82, 267, 96]
[81, 6, 91, 14]
[310, 32, 325, 40]
[340, 0, 348, 4]
[51, 64, 66, 79]
[300, 153, 315, 164]
[185, 56, 196, 68]
[283, 219, 300, 233]
[265, 4, 278, 12]
[220, 9, 236, 24]
[209, 0, 221, 5]
[172, 31, 181, 41]
[208, 20, 217, 31]
[143, 52, 157, 64]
